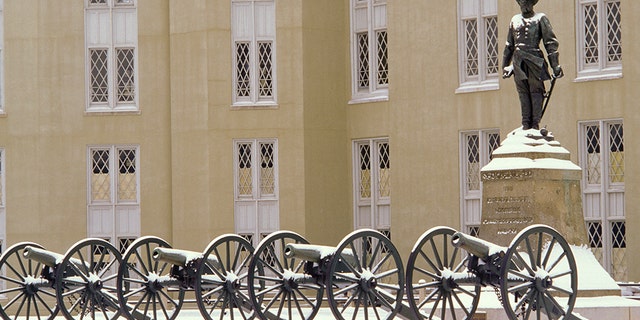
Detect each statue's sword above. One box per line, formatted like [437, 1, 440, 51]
[540, 77, 557, 120]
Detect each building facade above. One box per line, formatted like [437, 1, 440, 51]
[0, 0, 635, 282]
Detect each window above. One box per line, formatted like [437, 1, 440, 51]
[87, 146, 140, 249]
[456, 0, 498, 93]
[353, 138, 390, 236]
[232, 0, 276, 107]
[234, 139, 279, 246]
[460, 129, 500, 235]
[85, 0, 138, 112]
[576, 0, 621, 81]
[350, 0, 388, 103]
[579, 120, 626, 280]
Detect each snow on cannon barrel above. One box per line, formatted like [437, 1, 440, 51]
[283, 243, 358, 266]
[152, 246, 223, 270]
[451, 231, 506, 261]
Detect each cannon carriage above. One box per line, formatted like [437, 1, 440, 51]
[116, 234, 256, 320]
[0, 223, 583, 320]
[246, 228, 407, 320]
[405, 224, 580, 320]
[0, 238, 123, 320]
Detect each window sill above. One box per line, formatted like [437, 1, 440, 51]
[231, 102, 279, 110]
[455, 81, 499, 94]
[574, 70, 623, 83]
[85, 109, 141, 116]
[348, 94, 389, 105]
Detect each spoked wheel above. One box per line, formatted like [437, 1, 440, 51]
[0, 242, 59, 319]
[326, 229, 404, 320]
[117, 236, 183, 320]
[247, 231, 323, 320]
[56, 238, 123, 320]
[405, 227, 481, 319]
[500, 224, 578, 320]
[196, 234, 255, 320]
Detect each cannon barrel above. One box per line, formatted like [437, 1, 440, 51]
[451, 232, 506, 260]
[284, 243, 357, 266]
[23, 246, 65, 267]
[152, 247, 221, 269]
[23, 245, 88, 270]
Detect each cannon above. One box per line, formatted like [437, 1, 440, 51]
[116, 234, 256, 320]
[405, 224, 579, 320]
[0, 238, 124, 319]
[246, 228, 408, 320]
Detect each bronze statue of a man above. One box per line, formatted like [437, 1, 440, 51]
[503, 0, 563, 130]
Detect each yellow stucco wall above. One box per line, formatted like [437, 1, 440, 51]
[0, 0, 637, 281]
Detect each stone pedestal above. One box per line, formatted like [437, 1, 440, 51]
[480, 127, 620, 297]
[480, 128, 588, 247]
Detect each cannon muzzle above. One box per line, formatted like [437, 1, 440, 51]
[283, 243, 357, 266]
[152, 247, 221, 269]
[451, 232, 506, 260]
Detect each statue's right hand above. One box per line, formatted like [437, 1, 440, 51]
[502, 65, 514, 79]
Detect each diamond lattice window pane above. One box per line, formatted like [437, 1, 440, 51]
[469, 226, 480, 237]
[488, 133, 500, 160]
[587, 221, 603, 248]
[257, 42, 273, 98]
[90, 49, 109, 103]
[91, 149, 111, 202]
[359, 144, 371, 199]
[585, 125, 601, 184]
[608, 123, 624, 183]
[259, 143, 275, 195]
[236, 42, 251, 98]
[118, 238, 135, 255]
[240, 234, 254, 250]
[357, 33, 370, 89]
[237, 143, 253, 196]
[466, 134, 480, 191]
[464, 19, 479, 77]
[376, 31, 388, 86]
[378, 142, 390, 198]
[116, 48, 135, 103]
[89, 0, 107, 4]
[611, 221, 626, 280]
[583, 4, 599, 65]
[485, 17, 499, 75]
[118, 149, 137, 202]
[606, 1, 622, 63]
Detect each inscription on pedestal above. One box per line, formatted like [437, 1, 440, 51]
[481, 193, 533, 243]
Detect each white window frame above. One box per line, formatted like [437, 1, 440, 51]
[233, 139, 279, 247]
[456, 0, 499, 93]
[349, 0, 388, 104]
[578, 119, 626, 280]
[231, 0, 277, 108]
[459, 129, 500, 236]
[575, 0, 622, 82]
[84, 0, 139, 113]
[87, 145, 140, 252]
[353, 138, 390, 236]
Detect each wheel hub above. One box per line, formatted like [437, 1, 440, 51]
[359, 269, 377, 293]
